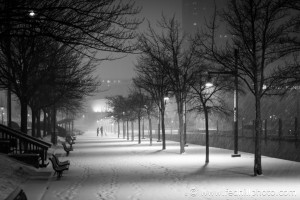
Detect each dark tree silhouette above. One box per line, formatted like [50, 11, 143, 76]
[138, 15, 196, 154]
[193, 0, 297, 175]
[128, 88, 149, 144]
[0, 0, 141, 55]
[133, 56, 170, 149]
[0, 0, 141, 131]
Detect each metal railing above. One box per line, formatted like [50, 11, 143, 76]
[0, 124, 51, 167]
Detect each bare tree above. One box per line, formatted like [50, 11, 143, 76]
[0, 0, 141, 129]
[133, 56, 170, 149]
[128, 88, 151, 144]
[0, 0, 141, 55]
[194, 0, 297, 175]
[138, 15, 196, 153]
[106, 96, 122, 138]
[188, 60, 233, 163]
[106, 95, 129, 139]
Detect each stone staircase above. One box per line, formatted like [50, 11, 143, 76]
[0, 124, 51, 168]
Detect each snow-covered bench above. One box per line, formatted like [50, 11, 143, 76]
[62, 142, 73, 156]
[49, 157, 69, 178]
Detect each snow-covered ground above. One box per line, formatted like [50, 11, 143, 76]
[1, 131, 300, 200]
[41, 131, 300, 200]
[0, 135, 62, 200]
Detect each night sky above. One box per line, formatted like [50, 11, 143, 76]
[97, 0, 182, 81]
[97, 0, 228, 81]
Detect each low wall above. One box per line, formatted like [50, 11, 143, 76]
[152, 132, 300, 162]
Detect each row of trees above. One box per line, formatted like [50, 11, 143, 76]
[130, 0, 300, 177]
[0, 0, 141, 143]
[106, 89, 156, 145]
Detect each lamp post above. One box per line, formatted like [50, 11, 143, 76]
[164, 96, 169, 134]
[208, 49, 240, 157]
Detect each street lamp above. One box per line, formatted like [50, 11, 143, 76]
[29, 10, 36, 17]
[164, 97, 169, 104]
[208, 49, 240, 157]
[205, 82, 214, 88]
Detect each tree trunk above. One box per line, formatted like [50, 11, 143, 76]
[123, 121, 125, 139]
[177, 100, 185, 154]
[51, 106, 57, 145]
[118, 121, 120, 138]
[20, 98, 28, 133]
[127, 120, 129, 140]
[36, 110, 41, 138]
[131, 121, 134, 141]
[142, 117, 145, 139]
[204, 108, 209, 163]
[138, 116, 141, 144]
[6, 89, 11, 128]
[72, 120, 74, 134]
[4, 1, 12, 128]
[161, 104, 166, 150]
[184, 102, 187, 145]
[31, 109, 36, 137]
[149, 115, 152, 146]
[47, 110, 51, 135]
[43, 110, 46, 136]
[254, 95, 262, 175]
[157, 115, 161, 142]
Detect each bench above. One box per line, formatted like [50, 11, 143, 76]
[5, 187, 27, 200]
[52, 154, 70, 169]
[66, 140, 74, 148]
[49, 157, 69, 179]
[66, 135, 75, 144]
[62, 142, 73, 156]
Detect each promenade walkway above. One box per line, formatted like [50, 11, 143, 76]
[23, 131, 300, 200]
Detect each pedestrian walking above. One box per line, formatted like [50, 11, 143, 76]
[100, 126, 103, 136]
[97, 127, 99, 136]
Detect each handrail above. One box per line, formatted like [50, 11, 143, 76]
[0, 124, 52, 167]
[0, 124, 51, 148]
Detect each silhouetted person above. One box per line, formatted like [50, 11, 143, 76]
[100, 126, 103, 136]
[97, 127, 99, 136]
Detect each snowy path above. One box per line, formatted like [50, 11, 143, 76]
[41, 131, 300, 200]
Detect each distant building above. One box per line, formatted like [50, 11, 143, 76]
[182, 0, 229, 44]
[182, 0, 216, 35]
[86, 79, 133, 101]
